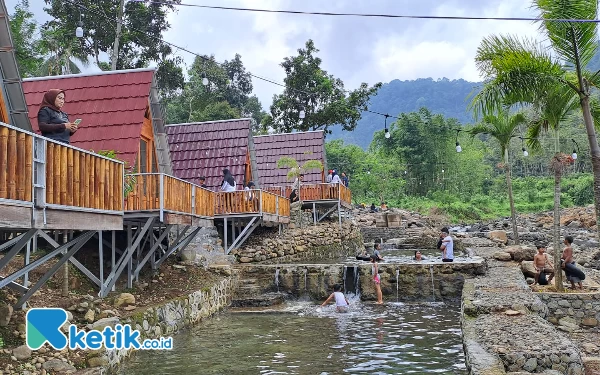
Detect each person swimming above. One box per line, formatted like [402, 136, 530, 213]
[321, 284, 350, 313]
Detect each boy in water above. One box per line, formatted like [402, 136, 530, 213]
[533, 244, 554, 285]
[321, 284, 350, 313]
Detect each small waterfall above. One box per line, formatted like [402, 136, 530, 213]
[429, 265, 436, 302]
[353, 266, 360, 297]
[303, 267, 308, 295]
[343, 266, 347, 291]
[396, 269, 400, 302]
[274, 268, 280, 293]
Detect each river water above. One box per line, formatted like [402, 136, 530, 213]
[120, 301, 466, 374]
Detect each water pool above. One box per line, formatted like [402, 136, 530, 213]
[120, 302, 466, 374]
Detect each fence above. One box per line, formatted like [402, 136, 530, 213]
[215, 189, 290, 218]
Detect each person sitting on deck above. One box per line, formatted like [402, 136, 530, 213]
[198, 176, 207, 189]
[289, 189, 302, 211]
[37, 89, 78, 144]
[220, 169, 237, 192]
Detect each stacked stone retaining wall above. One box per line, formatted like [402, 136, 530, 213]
[538, 292, 600, 328]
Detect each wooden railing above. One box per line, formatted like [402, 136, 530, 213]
[0, 125, 32, 202]
[124, 173, 214, 218]
[0, 122, 123, 212]
[339, 183, 352, 205]
[280, 183, 352, 205]
[46, 142, 123, 211]
[264, 186, 284, 197]
[215, 189, 290, 218]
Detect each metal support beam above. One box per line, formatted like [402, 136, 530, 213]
[338, 202, 342, 229]
[15, 231, 95, 308]
[224, 217, 228, 253]
[317, 205, 338, 223]
[154, 227, 201, 268]
[134, 224, 173, 277]
[0, 276, 28, 293]
[226, 217, 261, 255]
[100, 217, 154, 297]
[313, 203, 317, 225]
[0, 232, 28, 252]
[0, 229, 37, 270]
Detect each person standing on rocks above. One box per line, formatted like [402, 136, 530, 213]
[561, 236, 584, 290]
[439, 228, 454, 263]
[533, 244, 554, 286]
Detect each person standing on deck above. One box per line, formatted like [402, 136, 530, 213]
[220, 169, 237, 192]
[37, 89, 78, 144]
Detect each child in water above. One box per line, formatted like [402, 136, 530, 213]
[371, 255, 383, 304]
[321, 284, 350, 313]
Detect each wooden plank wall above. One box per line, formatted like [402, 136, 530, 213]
[195, 186, 215, 217]
[0, 126, 33, 202]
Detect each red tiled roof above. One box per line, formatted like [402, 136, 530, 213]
[22, 68, 155, 168]
[166, 119, 251, 190]
[253, 130, 325, 187]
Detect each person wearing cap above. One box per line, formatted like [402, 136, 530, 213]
[326, 170, 333, 183]
[439, 227, 454, 262]
[533, 244, 554, 285]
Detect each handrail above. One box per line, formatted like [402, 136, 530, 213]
[0, 122, 124, 213]
[215, 189, 290, 218]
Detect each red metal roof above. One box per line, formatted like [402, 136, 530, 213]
[253, 130, 325, 187]
[166, 119, 251, 190]
[22, 69, 155, 168]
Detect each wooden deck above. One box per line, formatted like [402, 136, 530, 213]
[123, 173, 214, 227]
[0, 122, 124, 230]
[214, 190, 290, 224]
[264, 183, 352, 209]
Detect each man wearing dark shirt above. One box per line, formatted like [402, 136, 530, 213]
[199, 176, 207, 189]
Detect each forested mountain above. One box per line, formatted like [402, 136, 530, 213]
[329, 78, 481, 148]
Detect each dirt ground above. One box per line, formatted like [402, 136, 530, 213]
[0, 250, 226, 372]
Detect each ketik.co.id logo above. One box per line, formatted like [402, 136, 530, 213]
[26, 308, 172, 350]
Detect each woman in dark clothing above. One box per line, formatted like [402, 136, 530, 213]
[37, 89, 77, 144]
[220, 169, 236, 192]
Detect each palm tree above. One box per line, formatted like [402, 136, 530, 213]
[471, 0, 600, 243]
[470, 111, 526, 245]
[36, 27, 89, 76]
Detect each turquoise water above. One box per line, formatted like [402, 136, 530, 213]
[120, 302, 466, 374]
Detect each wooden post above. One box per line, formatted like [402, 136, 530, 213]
[16, 133, 25, 201]
[98, 158, 105, 209]
[73, 151, 80, 207]
[46, 142, 54, 203]
[104, 159, 111, 210]
[53, 144, 60, 204]
[24, 135, 33, 202]
[91, 156, 97, 209]
[7, 129, 16, 199]
[60, 145, 67, 205]
[66, 147, 74, 206]
[84, 153, 90, 208]
[0, 127, 8, 198]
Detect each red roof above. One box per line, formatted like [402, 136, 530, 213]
[166, 119, 251, 190]
[22, 68, 155, 168]
[253, 130, 325, 187]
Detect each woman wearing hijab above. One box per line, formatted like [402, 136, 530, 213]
[220, 169, 237, 192]
[37, 89, 78, 144]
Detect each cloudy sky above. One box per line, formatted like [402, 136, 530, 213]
[7, 0, 542, 108]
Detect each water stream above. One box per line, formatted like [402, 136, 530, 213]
[120, 302, 466, 374]
[274, 268, 280, 293]
[396, 268, 400, 302]
[429, 265, 436, 303]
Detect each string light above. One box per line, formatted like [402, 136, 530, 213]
[455, 129, 462, 153]
[384, 114, 391, 139]
[76, 9, 83, 38]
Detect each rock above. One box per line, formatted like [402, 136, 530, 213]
[42, 359, 76, 373]
[582, 343, 598, 354]
[582, 317, 598, 327]
[521, 261, 537, 278]
[124, 305, 136, 311]
[559, 317, 578, 329]
[90, 317, 120, 331]
[113, 293, 135, 307]
[172, 264, 186, 270]
[84, 309, 95, 323]
[179, 248, 196, 264]
[504, 245, 537, 261]
[239, 257, 252, 263]
[493, 251, 512, 261]
[523, 357, 538, 372]
[505, 310, 522, 316]
[73, 368, 104, 375]
[12, 345, 32, 360]
[0, 303, 13, 327]
[567, 220, 581, 228]
[488, 230, 508, 244]
[98, 310, 117, 319]
[86, 356, 108, 367]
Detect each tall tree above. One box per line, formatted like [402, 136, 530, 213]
[265, 40, 381, 135]
[42, 0, 183, 93]
[471, 0, 600, 243]
[37, 26, 89, 76]
[470, 111, 527, 245]
[9, 0, 45, 77]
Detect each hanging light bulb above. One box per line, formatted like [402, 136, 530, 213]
[522, 148, 529, 157]
[76, 21, 83, 38]
[202, 72, 208, 86]
[384, 128, 391, 139]
[299, 107, 306, 119]
[383, 114, 391, 139]
[572, 150, 578, 160]
[442, 169, 445, 173]
[455, 142, 462, 153]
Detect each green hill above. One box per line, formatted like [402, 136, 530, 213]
[329, 77, 481, 148]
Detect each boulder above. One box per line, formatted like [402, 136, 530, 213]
[493, 251, 512, 261]
[90, 317, 120, 331]
[12, 345, 32, 360]
[521, 261, 537, 278]
[42, 359, 76, 373]
[84, 309, 95, 323]
[113, 292, 135, 307]
[0, 302, 13, 327]
[488, 230, 508, 244]
[179, 248, 196, 264]
[504, 245, 537, 262]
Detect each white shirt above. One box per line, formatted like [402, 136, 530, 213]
[331, 175, 341, 184]
[333, 292, 347, 306]
[221, 180, 236, 192]
[442, 235, 454, 259]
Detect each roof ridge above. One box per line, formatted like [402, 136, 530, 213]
[23, 67, 156, 82]
[166, 118, 253, 126]
[253, 129, 325, 138]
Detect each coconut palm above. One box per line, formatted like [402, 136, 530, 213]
[471, 0, 600, 243]
[470, 111, 526, 245]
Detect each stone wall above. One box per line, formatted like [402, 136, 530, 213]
[233, 260, 486, 301]
[179, 226, 225, 265]
[95, 277, 234, 374]
[231, 220, 363, 264]
[360, 227, 406, 242]
[538, 291, 600, 328]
